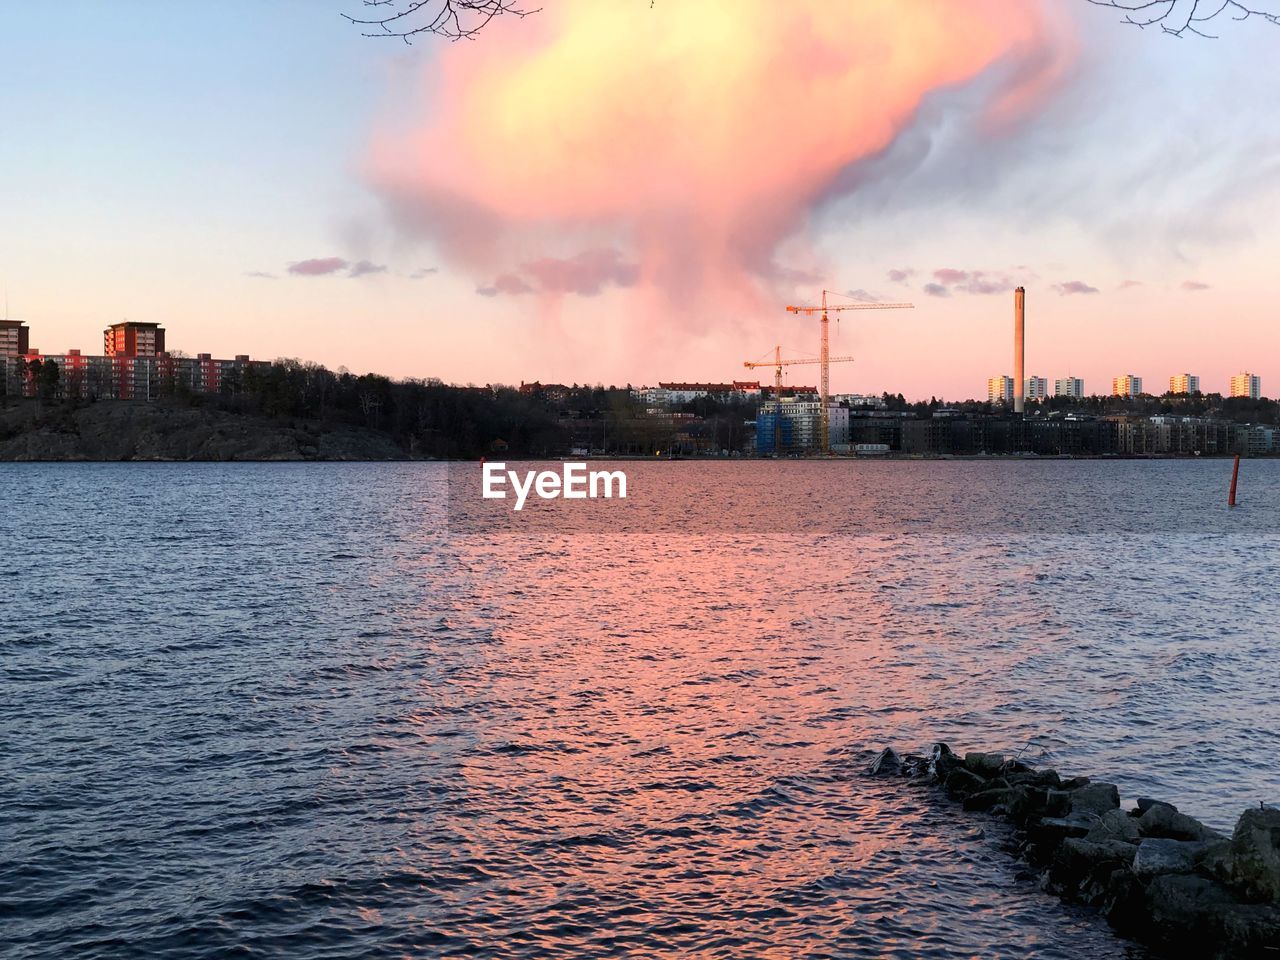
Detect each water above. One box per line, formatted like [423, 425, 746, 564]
[3, 461, 1278, 959]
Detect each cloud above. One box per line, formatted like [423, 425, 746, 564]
[288, 257, 348, 277]
[887, 268, 915, 285]
[845, 288, 880, 302]
[368, 0, 1068, 320]
[930, 267, 1023, 295]
[245, 271, 277, 280]
[349, 260, 388, 277]
[923, 282, 951, 298]
[1118, 279, 1143, 289]
[1053, 280, 1099, 295]
[1181, 280, 1211, 291]
[477, 273, 536, 297]
[477, 248, 639, 298]
[408, 267, 439, 279]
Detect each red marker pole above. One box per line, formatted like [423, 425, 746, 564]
[1228, 454, 1240, 508]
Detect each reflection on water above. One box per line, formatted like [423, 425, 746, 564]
[3, 461, 1277, 959]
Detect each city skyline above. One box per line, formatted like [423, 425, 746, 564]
[2, 2, 1279, 399]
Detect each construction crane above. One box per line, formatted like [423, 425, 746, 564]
[786, 290, 914, 453]
[744, 347, 854, 455]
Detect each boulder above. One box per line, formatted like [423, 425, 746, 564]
[1138, 804, 1224, 842]
[1047, 838, 1137, 901]
[998, 758, 1034, 778]
[929, 742, 963, 780]
[1136, 797, 1177, 816]
[944, 766, 988, 799]
[963, 787, 1015, 813]
[1007, 768, 1062, 790]
[1228, 806, 1280, 903]
[1132, 838, 1214, 878]
[1068, 782, 1121, 818]
[1144, 873, 1237, 939]
[1059, 776, 1091, 790]
[869, 747, 901, 776]
[964, 752, 1006, 778]
[1086, 808, 1141, 845]
[1024, 816, 1093, 865]
[900, 753, 930, 778]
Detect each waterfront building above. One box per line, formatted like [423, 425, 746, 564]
[1, 320, 30, 357]
[1169, 373, 1200, 395]
[1, 319, 268, 401]
[1025, 376, 1048, 402]
[1229, 372, 1262, 399]
[1112, 374, 1143, 398]
[1055, 377, 1085, 399]
[756, 398, 847, 453]
[104, 320, 165, 358]
[987, 375, 1014, 405]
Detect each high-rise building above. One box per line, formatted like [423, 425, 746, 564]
[1025, 376, 1048, 401]
[1112, 374, 1143, 398]
[0, 320, 29, 357]
[1055, 377, 1084, 399]
[104, 321, 165, 358]
[987, 375, 1014, 405]
[1229, 372, 1261, 399]
[1169, 373, 1200, 395]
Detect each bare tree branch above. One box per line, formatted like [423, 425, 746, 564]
[1086, 0, 1279, 38]
[343, 0, 540, 42]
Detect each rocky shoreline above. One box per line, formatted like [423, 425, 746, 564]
[870, 744, 1280, 957]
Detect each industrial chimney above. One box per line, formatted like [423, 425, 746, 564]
[1013, 286, 1026, 414]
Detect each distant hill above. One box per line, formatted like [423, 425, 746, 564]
[0, 400, 406, 461]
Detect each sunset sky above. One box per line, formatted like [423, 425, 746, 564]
[3, 0, 1278, 400]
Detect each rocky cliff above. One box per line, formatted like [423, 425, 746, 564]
[0, 401, 407, 461]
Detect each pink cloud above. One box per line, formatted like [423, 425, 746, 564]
[1053, 280, 1099, 295]
[367, 0, 1071, 332]
[1181, 280, 1211, 291]
[288, 257, 348, 277]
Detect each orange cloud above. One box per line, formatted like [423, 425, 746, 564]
[370, 0, 1072, 324]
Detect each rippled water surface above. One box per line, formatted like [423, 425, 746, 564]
[4, 461, 1279, 959]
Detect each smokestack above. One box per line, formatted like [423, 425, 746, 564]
[1014, 286, 1025, 414]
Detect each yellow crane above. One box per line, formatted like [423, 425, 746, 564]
[744, 348, 854, 455]
[786, 290, 914, 453]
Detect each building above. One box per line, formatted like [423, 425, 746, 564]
[104, 321, 165, 358]
[2, 319, 269, 401]
[756, 399, 846, 454]
[1025, 376, 1048, 402]
[1, 320, 30, 357]
[1112, 374, 1143, 398]
[1169, 373, 1200, 395]
[1055, 377, 1085, 399]
[1229, 372, 1262, 400]
[987, 375, 1014, 405]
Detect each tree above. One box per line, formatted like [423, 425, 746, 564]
[1086, 0, 1279, 37]
[343, 0, 538, 41]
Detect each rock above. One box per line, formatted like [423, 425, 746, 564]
[1004, 784, 1052, 825]
[1068, 782, 1121, 818]
[1132, 838, 1214, 878]
[929, 742, 963, 780]
[1086, 808, 1141, 845]
[1024, 816, 1094, 865]
[899, 753, 930, 777]
[963, 787, 1015, 813]
[964, 752, 1006, 778]
[1059, 776, 1091, 790]
[1228, 806, 1280, 903]
[944, 766, 988, 799]
[1137, 797, 1177, 816]
[1047, 838, 1137, 901]
[1138, 804, 1224, 842]
[869, 747, 901, 776]
[999, 758, 1034, 778]
[1215, 901, 1280, 953]
[1143, 874, 1239, 946]
[1007, 768, 1062, 790]
[1102, 868, 1146, 934]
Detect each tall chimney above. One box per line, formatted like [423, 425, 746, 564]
[1013, 286, 1026, 414]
